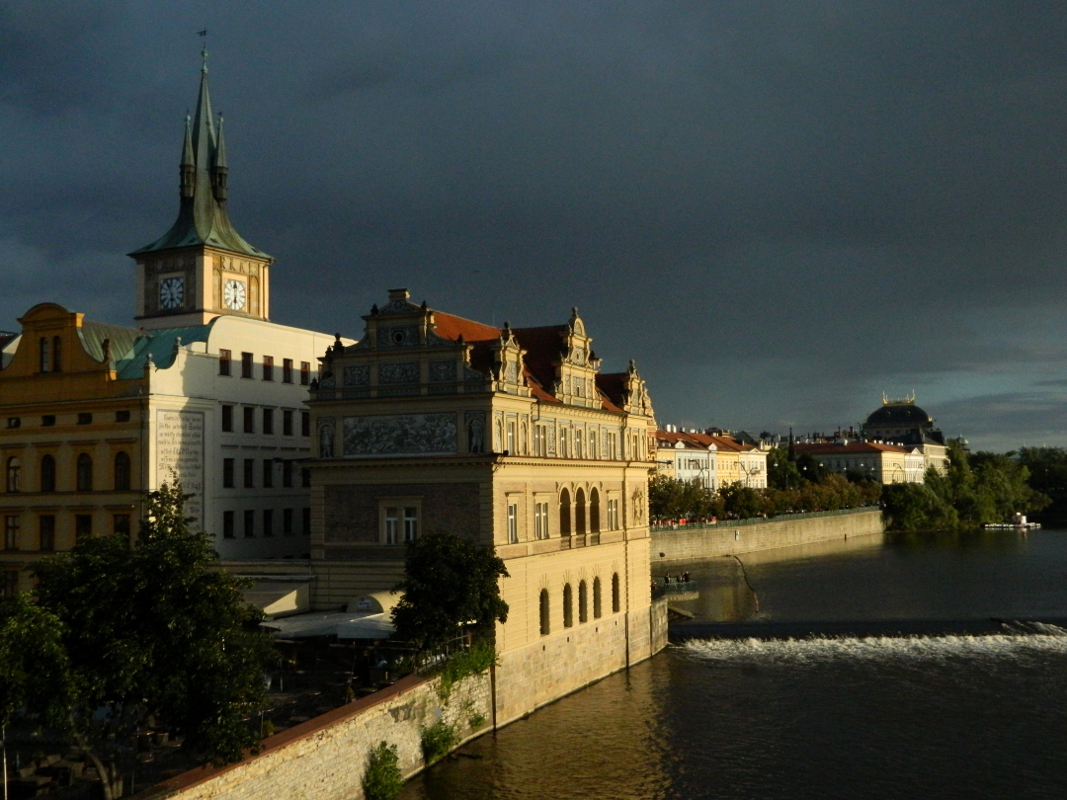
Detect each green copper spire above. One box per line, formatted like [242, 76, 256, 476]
[130, 54, 269, 260]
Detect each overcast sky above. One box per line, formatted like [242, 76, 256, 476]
[2, 1, 1066, 451]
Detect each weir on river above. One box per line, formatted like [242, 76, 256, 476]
[400, 529, 1067, 800]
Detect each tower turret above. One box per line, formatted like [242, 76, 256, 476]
[129, 50, 272, 329]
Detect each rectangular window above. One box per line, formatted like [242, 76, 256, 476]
[39, 515, 55, 551]
[263, 459, 274, 488]
[263, 509, 273, 537]
[607, 433, 618, 460]
[3, 516, 19, 551]
[302, 507, 311, 535]
[507, 422, 516, 454]
[77, 412, 92, 425]
[243, 459, 254, 488]
[574, 430, 583, 459]
[243, 406, 255, 434]
[608, 498, 619, 530]
[223, 510, 235, 539]
[116, 410, 131, 423]
[75, 514, 92, 541]
[263, 407, 274, 435]
[283, 508, 294, 535]
[113, 514, 130, 537]
[219, 349, 231, 376]
[404, 507, 418, 543]
[534, 502, 544, 539]
[241, 352, 253, 379]
[221, 405, 234, 432]
[300, 361, 311, 385]
[282, 460, 293, 488]
[283, 410, 294, 436]
[42, 415, 55, 427]
[301, 411, 310, 437]
[7, 417, 20, 429]
[559, 428, 568, 458]
[262, 355, 274, 381]
[507, 503, 518, 544]
[384, 507, 399, 545]
[223, 458, 235, 488]
[282, 359, 293, 384]
[302, 468, 311, 488]
[244, 509, 255, 538]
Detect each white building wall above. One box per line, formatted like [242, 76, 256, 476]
[148, 316, 351, 559]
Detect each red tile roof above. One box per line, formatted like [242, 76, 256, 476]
[431, 311, 501, 343]
[794, 441, 908, 455]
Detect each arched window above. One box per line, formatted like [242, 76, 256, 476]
[39, 338, 49, 372]
[76, 453, 93, 492]
[539, 589, 550, 636]
[578, 580, 588, 624]
[590, 487, 601, 533]
[5, 457, 21, 493]
[40, 455, 56, 493]
[559, 488, 571, 536]
[575, 488, 586, 535]
[593, 576, 602, 619]
[52, 336, 62, 372]
[114, 452, 131, 491]
[612, 573, 621, 614]
[563, 584, 573, 628]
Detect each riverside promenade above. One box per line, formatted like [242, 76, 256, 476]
[650, 507, 885, 563]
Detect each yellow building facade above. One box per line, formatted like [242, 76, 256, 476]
[1, 305, 146, 595]
[306, 290, 661, 725]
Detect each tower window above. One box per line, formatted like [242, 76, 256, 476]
[263, 407, 274, 435]
[283, 358, 293, 384]
[241, 352, 253, 379]
[262, 355, 274, 381]
[300, 361, 311, 385]
[219, 349, 231, 376]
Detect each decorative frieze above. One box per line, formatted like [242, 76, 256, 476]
[343, 413, 457, 456]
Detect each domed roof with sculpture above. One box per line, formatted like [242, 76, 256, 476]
[862, 393, 945, 446]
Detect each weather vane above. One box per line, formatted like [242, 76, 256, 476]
[197, 28, 208, 72]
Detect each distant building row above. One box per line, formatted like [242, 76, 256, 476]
[653, 427, 768, 489]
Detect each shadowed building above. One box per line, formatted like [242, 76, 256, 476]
[861, 394, 948, 474]
[305, 290, 663, 725]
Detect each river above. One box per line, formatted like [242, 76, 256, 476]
[400, 529, 1067, 799]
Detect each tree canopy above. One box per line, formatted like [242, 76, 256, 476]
[10, 482, 276, 799]
[391, 532, 510, 653]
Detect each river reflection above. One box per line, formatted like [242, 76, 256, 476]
[401, 658, 677, 800]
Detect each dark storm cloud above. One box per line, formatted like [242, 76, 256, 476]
[2, 1, 1067, 448]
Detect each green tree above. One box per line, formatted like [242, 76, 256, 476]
[766, 446, 803, 490]
[0, 594, 73, 800]
[31, 482, 275, 798]
[392, 532, 510, 654]
[718, 482, 762, 519]
[882, 482, 959, 531]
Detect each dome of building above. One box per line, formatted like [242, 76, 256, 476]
[865, 403, 933, 428]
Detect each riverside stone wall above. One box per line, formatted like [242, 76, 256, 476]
[651, 508, 885, 563]
[136, 671, 492, 800]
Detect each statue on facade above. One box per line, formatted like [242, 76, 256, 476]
[319, 423, 334, 458]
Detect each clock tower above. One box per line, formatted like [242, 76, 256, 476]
[130, 51, 272, 329]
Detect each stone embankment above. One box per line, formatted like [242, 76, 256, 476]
[651, 507, 885, 563]
[133, 670, 491, 800]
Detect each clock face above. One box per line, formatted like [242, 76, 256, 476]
[159, 277, 184, 310]
[223, 279, 247, 311]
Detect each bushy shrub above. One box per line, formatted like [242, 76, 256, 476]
[363, 741, 403, 800]
[420, 719, 458, 766]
